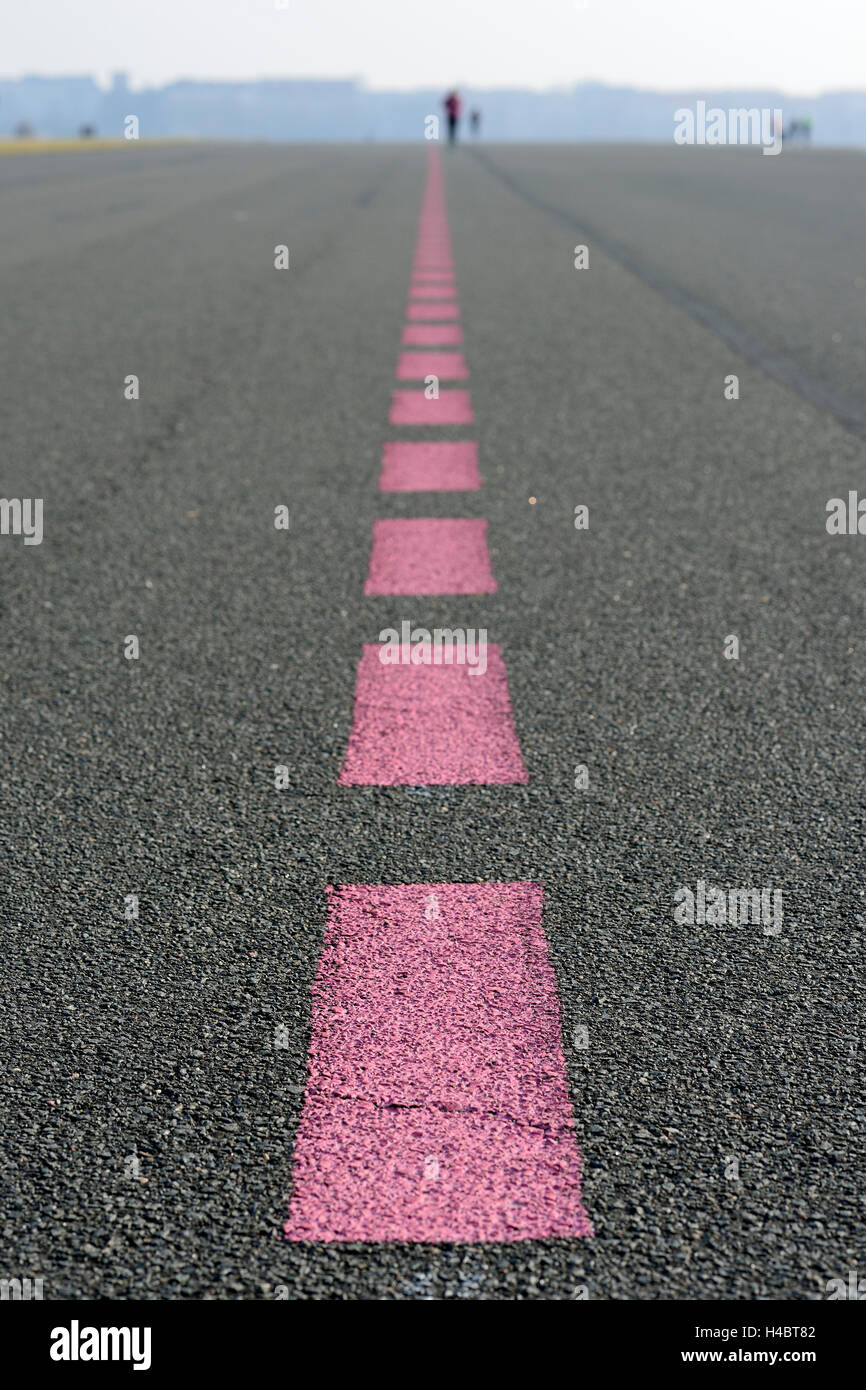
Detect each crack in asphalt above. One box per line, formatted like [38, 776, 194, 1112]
[466, 145, 866, 443]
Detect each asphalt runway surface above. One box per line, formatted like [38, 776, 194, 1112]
[1, 142, 863, 1300]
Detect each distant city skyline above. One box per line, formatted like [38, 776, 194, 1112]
[3, 72, 864, 145]
[4, 0, 865, 98]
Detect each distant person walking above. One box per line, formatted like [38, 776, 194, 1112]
[443, 90, 462, 145]
[470, 108, 481, 137]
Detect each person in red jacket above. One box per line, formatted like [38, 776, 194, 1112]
[443, 90, 462, 145]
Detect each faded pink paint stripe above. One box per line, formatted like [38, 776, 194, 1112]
[407, 301, 460, 321]
[378, 441, 482, 492]
[365, 518, 496, 595]
[410, 283, 458, 300]
[338, 643, 527, 785]
[396, 351, 468, 381]
[390, 389, 473, 424]
[402, 323, 464, 346]
[284, 881, 591, 1243]
[408, 284, 457, 299]
[411, 270, 457, 282]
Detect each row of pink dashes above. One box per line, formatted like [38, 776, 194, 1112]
[285, 149, 592, 1243]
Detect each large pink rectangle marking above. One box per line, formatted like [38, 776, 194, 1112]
[402, 323, 463, 346]
[284, 881, 591, 1242]
[338, 642, 527, 785]
[389, 389, 473, 424]
[407, 301, 460, 320]
[378, 441, 481, 491]
[364, 518, 496, 595]
[396, 351, 468, 381]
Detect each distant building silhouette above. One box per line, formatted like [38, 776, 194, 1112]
[0, 75, 860, 144]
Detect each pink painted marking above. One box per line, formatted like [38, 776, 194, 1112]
[396, 351, 468, 381]
[378, 441, 482, 491]
[364, 518, 496, 595]
[338, 643, 527, 785]
[284, 881, 591, 1242]
[406, 302, 460, 321]
[402, 324, 464, 346]
[389, 389, 473, 425]
[411, 270, 457, 282]
[408, 284, 457, 300]
[410, 283, 458, 301]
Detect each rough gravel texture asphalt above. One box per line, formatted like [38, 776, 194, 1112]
[0, 143, 863, 1300]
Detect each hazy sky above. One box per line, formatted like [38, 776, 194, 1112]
[5, 0, 863, 94]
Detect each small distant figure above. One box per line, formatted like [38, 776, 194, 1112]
[470, 108, 481, 138]
[443, 90, 462, 145]
[79, 124, 97, 140]
[784, 116, 813, 146]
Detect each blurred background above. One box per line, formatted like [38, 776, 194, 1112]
[1, 0, 864, 143]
